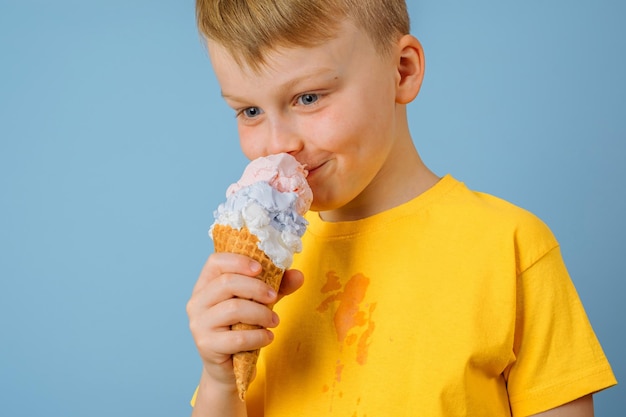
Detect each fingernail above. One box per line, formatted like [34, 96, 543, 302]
[250, 261, 261, 273]
[272, 312, 280, 326]
[268, 289, 277, 299]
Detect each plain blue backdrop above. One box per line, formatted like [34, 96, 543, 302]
[1, 0, 624, 415]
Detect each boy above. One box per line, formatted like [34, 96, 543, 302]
[186, 0, 617, 415]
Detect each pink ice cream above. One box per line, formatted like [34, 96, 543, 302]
[226, 153, 313, 216]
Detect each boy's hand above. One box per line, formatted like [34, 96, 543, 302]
[186, 252, 304, 389]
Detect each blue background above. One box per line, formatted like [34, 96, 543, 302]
[1, 0, 624, 415]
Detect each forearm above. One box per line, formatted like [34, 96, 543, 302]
[529, 394, 593, 417]
[191, 368, 247, 417]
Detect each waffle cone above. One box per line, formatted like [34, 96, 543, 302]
[212, 223, 285, 401]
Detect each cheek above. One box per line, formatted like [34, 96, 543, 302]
[237, 125, 266, 160]
[304, 110, 358, 152]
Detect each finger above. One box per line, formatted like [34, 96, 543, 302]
[277, 269, 305, 301]
[188, 296, 279, 345]
[187, 272, 278, 318]
[188, 301, 277, 359]
[192, 252, 262, 294]
[212, 297, 280, 330]
[192, 315, 275, 359]
[209, 327, 275, 356]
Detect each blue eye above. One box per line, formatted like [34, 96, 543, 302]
[298, 94, 319, 105]
[242, 107, 262, 118]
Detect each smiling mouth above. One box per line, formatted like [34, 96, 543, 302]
[304, 161, 325, 178]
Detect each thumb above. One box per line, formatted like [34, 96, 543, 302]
[277, 269, 304, 301]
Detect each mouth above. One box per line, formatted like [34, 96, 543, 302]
[303, 161, 325, 179]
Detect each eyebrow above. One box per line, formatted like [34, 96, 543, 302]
[221, 67, 338, 100]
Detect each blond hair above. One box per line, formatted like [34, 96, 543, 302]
[196, 0, 410, 70]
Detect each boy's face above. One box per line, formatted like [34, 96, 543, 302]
[208, 20, 412, 218]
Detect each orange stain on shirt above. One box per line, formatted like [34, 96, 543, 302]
[317, 272, 377, 368]
[320, 270, 342, 293]
[318, 273, 371, 342]
[346, 333, 358, 346]
[318, 272, 377, 404]
[356, 303, 377, 365]
[335, 362, 344, 382]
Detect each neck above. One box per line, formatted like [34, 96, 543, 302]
[320, 136, 439, 222]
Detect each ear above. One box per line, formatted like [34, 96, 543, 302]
[395, 35, 425, 104]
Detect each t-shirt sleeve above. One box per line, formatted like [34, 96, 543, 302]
[505, 245, 617, 416]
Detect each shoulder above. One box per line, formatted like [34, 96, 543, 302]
[437, 177, 550, 229]
[438, 177, 560, 268]
[474, 190, 554, 239]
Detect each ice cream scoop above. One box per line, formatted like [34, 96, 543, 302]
[226, 152, 313, 216]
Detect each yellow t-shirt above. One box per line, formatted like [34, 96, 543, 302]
[190, 175, 616, 414]
[241, 175, 615, 416]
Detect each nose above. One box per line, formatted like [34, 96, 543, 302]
[266, 114, 304, 155]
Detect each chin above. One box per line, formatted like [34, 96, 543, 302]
[309, 199, 348, 216]
[308, 199, 332, 214]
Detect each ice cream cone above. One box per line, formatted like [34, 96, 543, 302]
[212, 223, 285, 401]
[209, 153, 311, 401]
